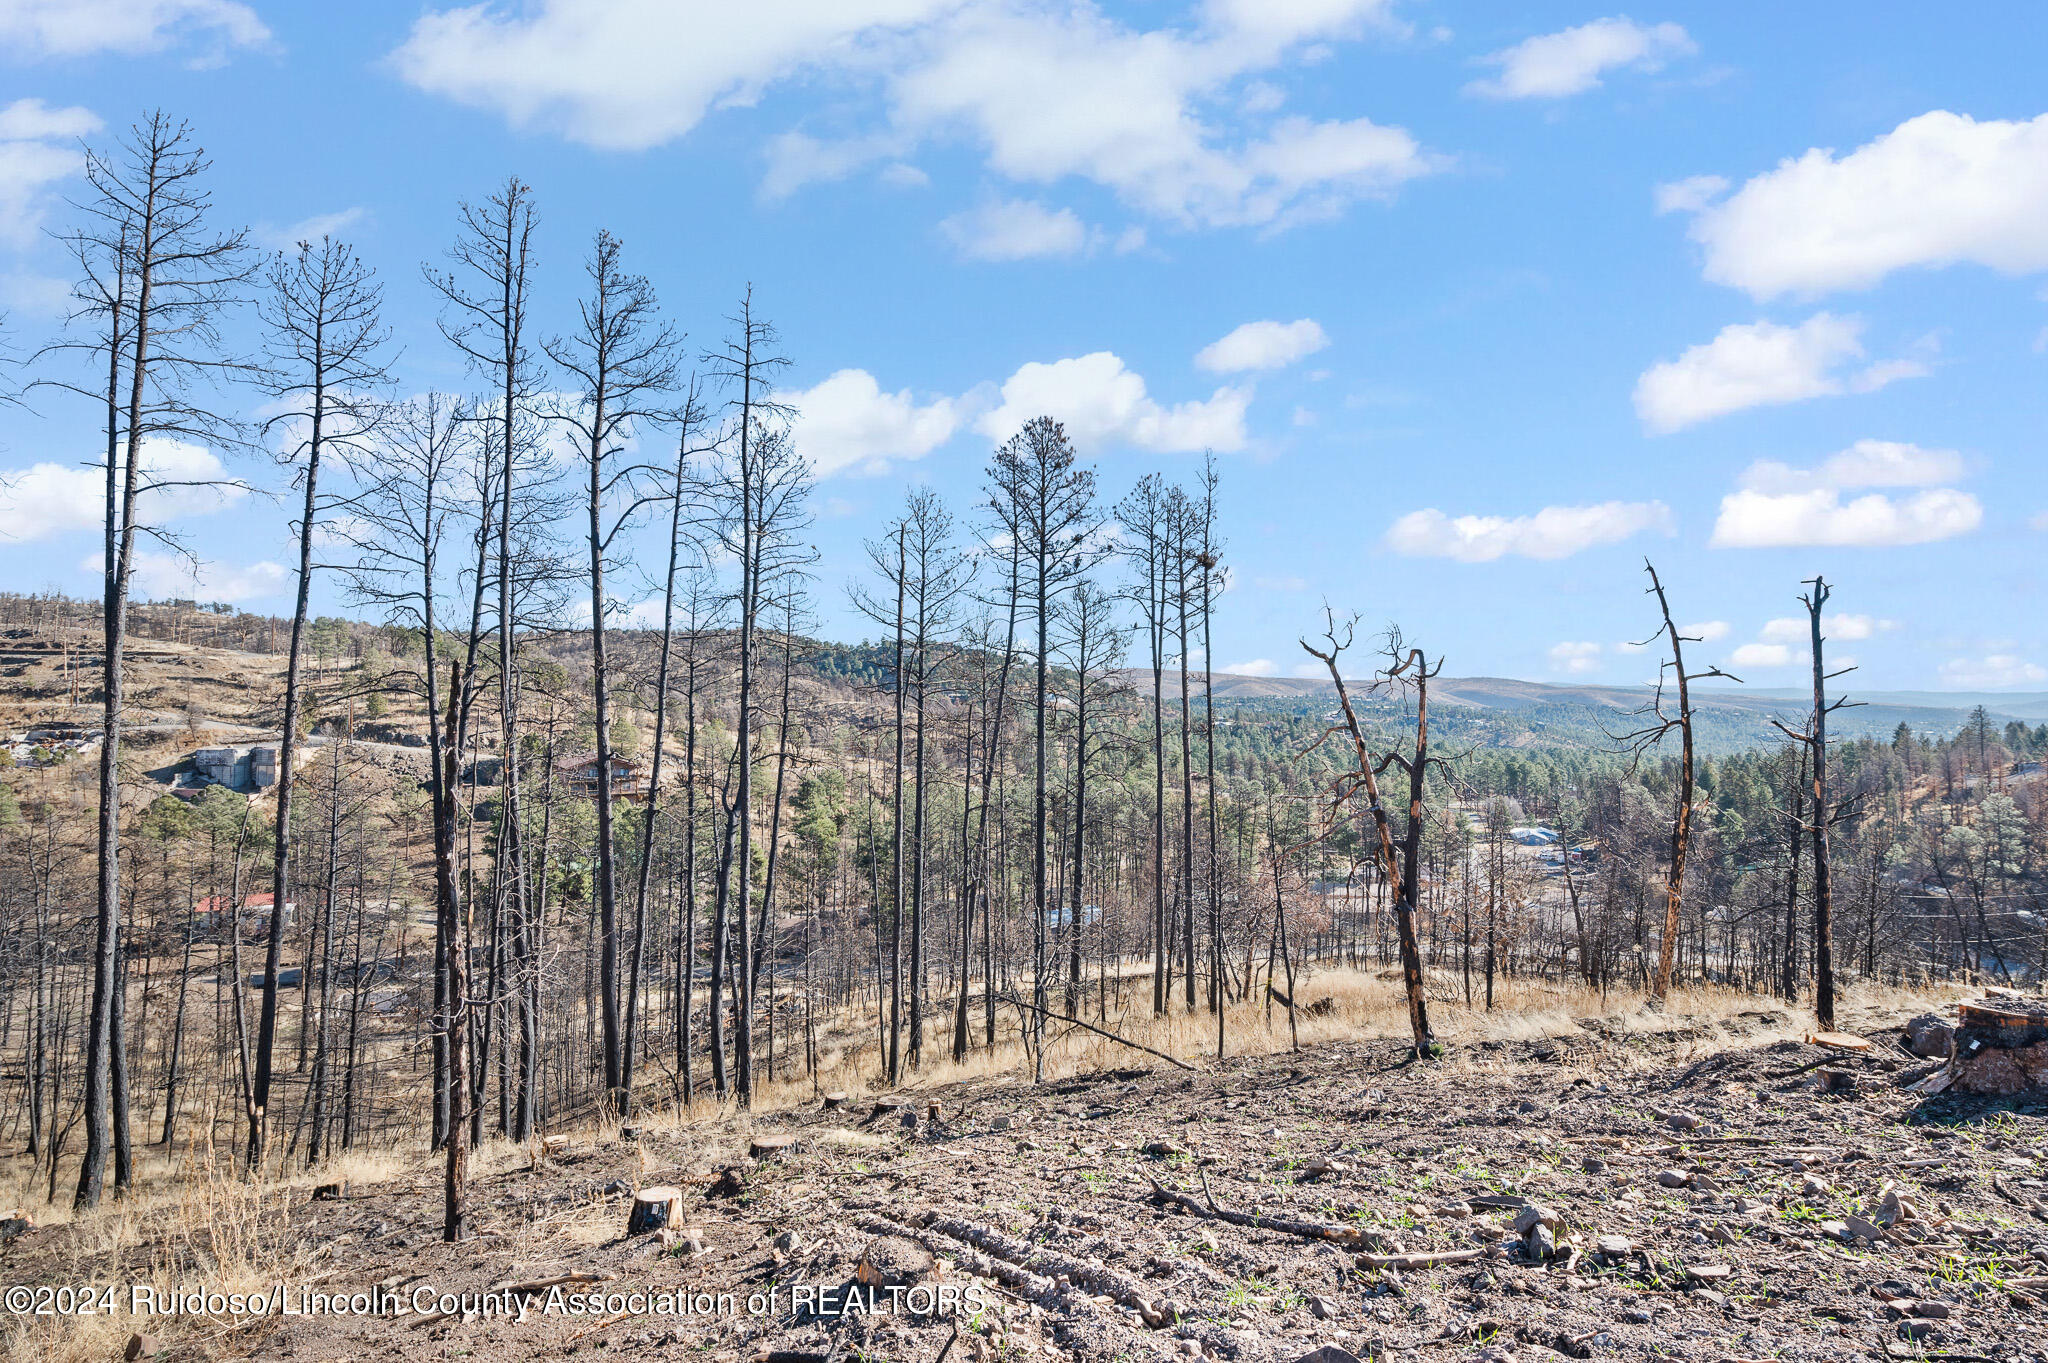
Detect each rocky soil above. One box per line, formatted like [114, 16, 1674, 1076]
[7, 1012, 2047, 1363]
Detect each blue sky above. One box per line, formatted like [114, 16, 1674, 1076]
[0, 1, 2043, 692]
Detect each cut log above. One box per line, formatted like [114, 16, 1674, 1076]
[1806, 1031, 1872, 1052]
[311, 1181, 348, 1201]
[627, 1186, 684, 1235]
[0, 1211, 34, 1245]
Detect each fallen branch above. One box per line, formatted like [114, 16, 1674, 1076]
[1144, 1175, 1375, 1248]
[1359, 1248, 1484, 1270]
[999, 994, 1197, 1071]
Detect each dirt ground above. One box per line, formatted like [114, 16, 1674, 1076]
[6, 1007, 2047, 1363]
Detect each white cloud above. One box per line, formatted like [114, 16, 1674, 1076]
[1465, 17, 1694, 100]
[0, 440, 245, 543]
[1710, 442, 1981, 548]
[1713, 489, 1980, 549]
[1677, 111, 2048, 300]
[1195, 317, 1328, 372]
[138, 553, 284, 602]
[1382, 499, 1673, 562]
[1548, 640, 1601, 675]
[1730, 642, 1791, 668]
[392, 0, 955, 152]
[1736, 439, 1964, 494]
[787, 368, 961, 476]
[1939, 655, 2048, 690]
[253, 207, 369, 252]
[976, 351, 1249, 453]
[1682, 620, 1730, 642]
[392, 0, 1432, 232]
[0, 98, 101, 246]
[1653, 173, 1726, 215]
[939, 198, 1090, 261]
[1221, 658, 1278, 676]
[1758, 612, 1890, 644]
[0, 0, 267, 59]
[1633, 314, 1924, 433]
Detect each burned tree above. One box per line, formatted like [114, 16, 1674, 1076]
[1620, 561, 1738, 1002]
[543, 230, 681, 1116]
[1769, 577, 1856, 1030]
[249, 234, 388, 1177]
[1300, 615, 1440, 1060]
[44, 113, 254, 1207]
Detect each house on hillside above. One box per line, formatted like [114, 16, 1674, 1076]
[555, 752, 656, 803]
[193, 892, 296, 939]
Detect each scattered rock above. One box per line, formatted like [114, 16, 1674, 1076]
[1656, 1169, 1692, 1188]
[1903, 1014, 1955, 1059]
[124, 1335, 158, 1362]
[1595, 1234, 1633, 1258]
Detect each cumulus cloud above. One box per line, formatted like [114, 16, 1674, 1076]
[1633, 313, 1924, 433]
[1382, 500, 1673, 562]
[1682, 620, 1730, 642]
[1466, 17, 1694, 100]
[976, 352, 1249, 453]
[786, 368, 961, 476]
[0, 0, 267, 59]
[1758, 612, 1891, 643]
[0, 99, 101, 246]
[0, 440, 245, 543]
[939, 198, 1090, 261]
[1710, 441, 1981, 548]
[1737, 439, 1965, 494]
[77, 550, 285, 603]
[1730, 642, 1791, 668]
[1674, 110, 2048, 299]
[1195, 318, 1328, 373]
[1939, 655, 2048, 689]
[1221, 658, 1278, 676]
[391, 0, 1431, 232]
[1548, 640, 1601, 675]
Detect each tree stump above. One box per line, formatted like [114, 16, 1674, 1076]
[822, 1091, 849, 1111]
[1943, 999, 2048, 1095]
[750, 1133, 798, 1159]
[311, 1180, 348, 1201]
[627, 1186, 684, 1236]
[924, 1100, 942, 1122]
[1817, 1069, 1857, 1096]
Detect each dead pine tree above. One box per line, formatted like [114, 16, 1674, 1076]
[41, 113, 255, 1207]
[250, 233, 389, 1177]
[622, 390, 712, 1119]
[986, 417, 1102, 1083]
[542, 229, 681, 1117]
[1618, 560, 1739, 1003]
[424, 176, 550, 1141]
[1299, 614, 1442, 1060]
[1769, 576, 1859, 1030]
[703, 290, 810, 1107]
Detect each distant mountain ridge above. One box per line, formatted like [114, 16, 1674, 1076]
[1130, 670, 2046, 731]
